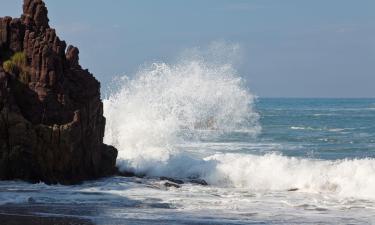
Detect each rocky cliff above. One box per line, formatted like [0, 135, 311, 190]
[0, 0, 118, 184]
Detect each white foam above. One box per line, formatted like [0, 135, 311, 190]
[103, 44, 375, 202]
[103, 44, 260, 174]
[328, 128, 345, 132]
[290, 126, 307, 130]
[115, 150, 375, 200]
[203, 153, 375, 200]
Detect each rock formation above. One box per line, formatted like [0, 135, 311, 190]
[0, 0, 118, 184]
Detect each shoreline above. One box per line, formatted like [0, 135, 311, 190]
[0, 204, 94, 225]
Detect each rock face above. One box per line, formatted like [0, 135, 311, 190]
[0, 0, 118, 184]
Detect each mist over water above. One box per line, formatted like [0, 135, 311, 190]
[103, 44, 260, 176]
[102, 45, 375, 202]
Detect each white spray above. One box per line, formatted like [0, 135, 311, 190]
[104, 43, 260, 175]
[103, 43, 375, 200]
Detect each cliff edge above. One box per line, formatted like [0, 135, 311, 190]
[0, 0, 118, 184]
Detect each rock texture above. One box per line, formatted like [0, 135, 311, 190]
[0, 0, 117, 184]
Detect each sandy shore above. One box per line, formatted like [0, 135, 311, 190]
[0, 204, 95, 225]
[0, 214, 94, 225]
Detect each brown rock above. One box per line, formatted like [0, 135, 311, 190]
[22, 0, 49, 31]
[66, 45, 79, 68]
[0, 0, 118, 184]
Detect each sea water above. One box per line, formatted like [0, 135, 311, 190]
[0, 48, 375, 224]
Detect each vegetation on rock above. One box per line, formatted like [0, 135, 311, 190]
[2, 60, 14, 73]
[2, 52, 29, 83]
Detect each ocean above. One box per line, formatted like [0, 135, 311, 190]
[0, 58, 374, 224]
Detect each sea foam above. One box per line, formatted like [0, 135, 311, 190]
[103, 45, 375, 200]
[103, 44, 259, 172]
[205, 153, 375, 199]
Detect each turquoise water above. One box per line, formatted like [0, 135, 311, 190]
[258, 98, 375, 160]
[1, 98, 375, 224]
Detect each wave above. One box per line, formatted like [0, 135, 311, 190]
[112, 150, 375, 200]
[290, 126, 310, 130]
[103, 43, 260, 174]
[103, 44, 375, 201]
[290, 126, 347, 132]
[205, 153, 375, 199]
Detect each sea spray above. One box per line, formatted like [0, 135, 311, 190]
[103, 46, 375, 200]
[103, 44, 260, 174]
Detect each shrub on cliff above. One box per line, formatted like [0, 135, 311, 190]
[12, 52, 27, 68]
[2, 52, 29, 83]
[3, 60, 14, 73]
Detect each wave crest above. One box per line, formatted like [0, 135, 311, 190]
[103, 50, 259, 172]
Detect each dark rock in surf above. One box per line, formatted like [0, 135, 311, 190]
[0, 0, 117, 184]
[160, 176, 184, 184]
[117, 170, 137, 178]
[189, 179, 208, 186]
[287, 188, 299, 192]
[164, 182, 181, 188]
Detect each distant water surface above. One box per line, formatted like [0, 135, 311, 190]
[1, 98, 375, 225]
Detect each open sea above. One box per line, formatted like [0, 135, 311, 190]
[0, 57, 374, 224]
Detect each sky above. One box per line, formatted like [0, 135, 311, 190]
[1, 0, 374, 97]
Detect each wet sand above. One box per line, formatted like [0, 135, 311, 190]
[0, 214, 94, 225]
[0, 204, 95, 225]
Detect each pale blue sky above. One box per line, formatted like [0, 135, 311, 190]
[1, 0, 375, 97]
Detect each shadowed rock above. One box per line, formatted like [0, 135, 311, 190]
[164, 182, 181, 188]
[160, 176, 184, 184]
[0, 0, 117, 184]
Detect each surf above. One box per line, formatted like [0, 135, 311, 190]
[103, 43, 260, 174]
[103, 44, 375, 201]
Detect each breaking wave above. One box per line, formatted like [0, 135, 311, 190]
[206, 153, 375, 199]
[103, 44, 375, 200]
[104, 44, 259, 173]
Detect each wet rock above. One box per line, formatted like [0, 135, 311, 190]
[160, 176, 184, 184]
[0, 0, 118, 184]
[117, 170, 136, 177]
[148, 202, 173, 209]
[164, 182, 181, 188]
[189, 179, 208, 186]
[287, 188, 299, 192]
